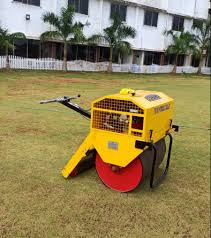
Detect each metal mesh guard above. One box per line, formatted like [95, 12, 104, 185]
[92, 110, 129, 134]
[94, 98, 143, 114]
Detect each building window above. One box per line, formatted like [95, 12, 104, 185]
[28, 40, 40, 58]
[205, 54, 211, 67]
[111, 3, 127, 21]
[13, 0, 40, 7]
[144, 51, 162, 65]
[99, 47, 109, 62]
[144, 11, 158, 27]
[73, 45, 96, 62]
[0, 45, 6, 56]
[14, 39, 28, 57]
[172, 15, 184, 31]
[191, 55, 200, 67]
[164, 54, 185, 66]
[176, 55, 185, 66]
[55, 43, 63, 60]
[68, 0, 89, 15]
[192, 19, 204, 29]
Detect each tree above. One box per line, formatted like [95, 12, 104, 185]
[0, 26, 25, 70]
[41, 5, 85, 72]
[164, 30, 196, 73]
[89, 14, 136, 72]
[192, 19, 211, 74]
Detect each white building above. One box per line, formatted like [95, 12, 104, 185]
[0, 0, 210, 67]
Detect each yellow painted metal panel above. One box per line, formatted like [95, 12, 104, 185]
[92, 131, 143, 167]
[62, 133, 94, 178]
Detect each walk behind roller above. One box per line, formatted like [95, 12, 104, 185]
[40, 89, 179, 192]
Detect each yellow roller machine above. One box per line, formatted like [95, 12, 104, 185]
[40, 89, 179, 192]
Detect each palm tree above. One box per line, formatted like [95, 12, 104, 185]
[89, 14, 136, 72]
[0, 26, 25, 70]
[164, 30, 196, 73]
[41, 5, 85, 72]
[192, 19, 211, 74]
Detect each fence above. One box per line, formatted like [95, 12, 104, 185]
[0, 56, 210, 75]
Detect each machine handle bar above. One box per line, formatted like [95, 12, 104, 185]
[40, 94, 91, 119]
[40, 95, 81, 104]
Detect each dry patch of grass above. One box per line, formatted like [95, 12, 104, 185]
[0, 71, 210, 238]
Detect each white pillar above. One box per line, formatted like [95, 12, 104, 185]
[140, 51, 145, 66]
[202, 56, 206, 67]
[99, 0, 104, 32]
[185, 54, 192, 66]
[135, 6, 139, 29]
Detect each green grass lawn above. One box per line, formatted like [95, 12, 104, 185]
[0, 71, 210, 237]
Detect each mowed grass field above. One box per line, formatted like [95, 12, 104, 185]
[0, 71, 210, 238]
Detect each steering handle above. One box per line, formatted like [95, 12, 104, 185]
[40, 95, 81, 104]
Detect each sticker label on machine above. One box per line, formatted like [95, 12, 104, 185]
[154, 103, 170, 114]
[108, 141, 119, 150]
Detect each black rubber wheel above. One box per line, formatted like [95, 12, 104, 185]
[139, 139, 166, 178]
